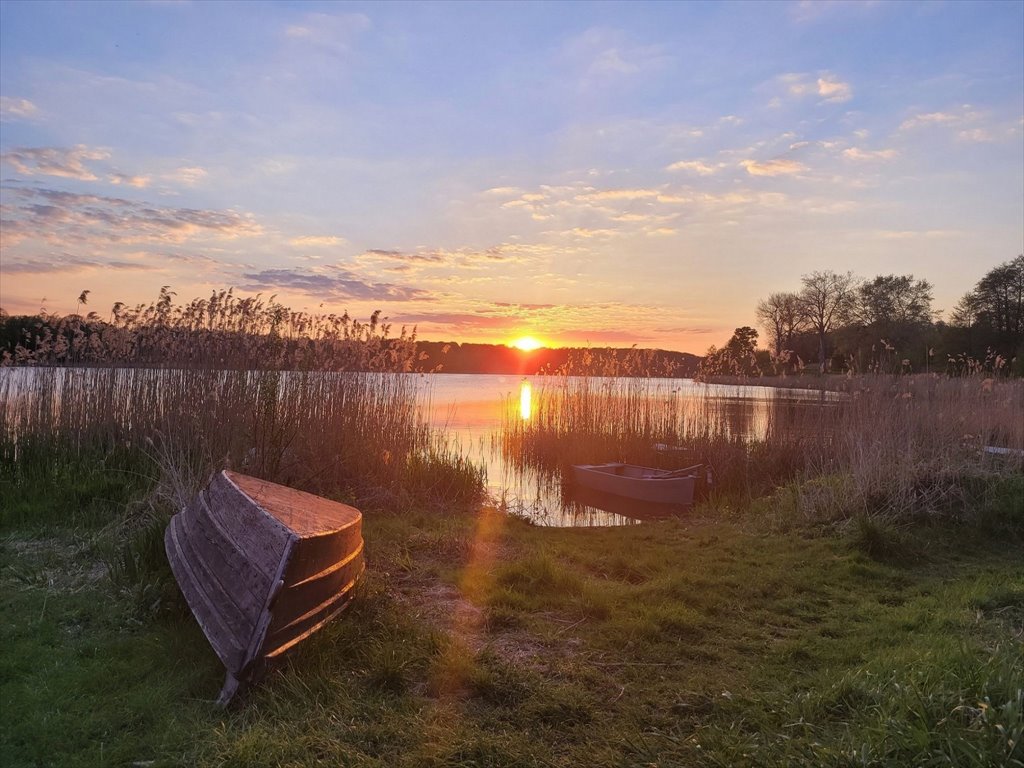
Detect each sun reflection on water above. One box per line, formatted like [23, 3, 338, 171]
[519, 379, 532, 420]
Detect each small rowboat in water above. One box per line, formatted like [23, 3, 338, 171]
[571, 462, 703, 505]
[165, 470, 365, 705]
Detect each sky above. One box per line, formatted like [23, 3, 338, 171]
[1, 0, 1022, 354]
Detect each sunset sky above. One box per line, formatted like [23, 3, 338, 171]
[1, 0, 1021, 353]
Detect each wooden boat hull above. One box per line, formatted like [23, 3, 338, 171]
[165, 470, 365, 704]
[571, 463, 699, 505]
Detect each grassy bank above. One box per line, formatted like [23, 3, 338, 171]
[2, 461, 1021, 767]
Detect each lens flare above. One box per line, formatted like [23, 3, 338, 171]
[520, 379, 532, 420]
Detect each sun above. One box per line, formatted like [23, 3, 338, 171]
[511, 336, 544, 352]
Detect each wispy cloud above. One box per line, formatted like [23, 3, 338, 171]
[740, 158, 806, 176]
[899, 111, 963, 131]
[562, 27, 670, 85]
[576, 188, 661, 202]
[284, 12, 372, 56]
[0, 96, 39, 120]
[842, 147, 897, 161]
[2, 186, 263, 246]
[165, 166, 208, 186]
[240, 266, 429, 302]
[1, 145, 109, 180]
[897, 105, 1019, 144]
[108, 172, 152, 188]
[779, 72, 853, 104]
[290, 235, 347, 247]
[874, 229, 962, 240]
[2, 255, 158, 274]
[665, 159, 722, 175]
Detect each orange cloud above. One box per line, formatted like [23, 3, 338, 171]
[1, 145, 109, 180]
[740, 158, 806, 176]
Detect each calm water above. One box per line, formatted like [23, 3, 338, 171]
[418, 374, 835, 527]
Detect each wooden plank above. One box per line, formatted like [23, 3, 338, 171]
[227, 471, 361, 537]
[165, 517, 246, 673]
[284, 525, 363, 584]
[175, 506, 259, 648]
[187, 491, 273, 603]
[204, 473, 291, 577]
[270, 543, 364, 627]
[263, 566, 364, 659]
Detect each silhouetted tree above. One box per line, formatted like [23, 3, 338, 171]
[755, 292, 805, 356]
[843, 275, 935, 370]
[797, 270, 859, 373]
[951, 255, 1024, 369]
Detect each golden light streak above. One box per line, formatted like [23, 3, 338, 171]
[519, 379, 532, 420]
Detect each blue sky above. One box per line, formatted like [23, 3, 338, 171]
[1, 0, 1022, 352]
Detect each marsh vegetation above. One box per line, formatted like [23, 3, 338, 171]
[1, 290, 1022, 767]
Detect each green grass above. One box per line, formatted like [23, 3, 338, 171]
[1, 465, 1022, 767]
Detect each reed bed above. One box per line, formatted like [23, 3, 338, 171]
[0, 291, 485, 524]
[501, 371, 1024, 524]
[0, 366, 483, 515]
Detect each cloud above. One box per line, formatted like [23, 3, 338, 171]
[841, 147, 897, 161]
[874, 229, 962, 240]
[240, 266, 428, 302]
[166, 166, 208, 186]
[779, 72, 852, 104]
[576, 188, 661, 202]
[391, 311, 518, 331]
[284, 12, 372, 57]
[1, 145, 109, 180]
[815, 76, 852, 103]
[290, 235, 347, 247]
[358, 244, 552, 272]
[108, 172, 152, 188]
[2, 186, 263, 246]
[562, 27, 670, 84]
[899, 111, 961, 131]
[666, 159, 721, 175]
[653, 326, 716, 335]
[0, 97, 39, 120]
[740, 158, 806, 176]
[564, 227, 619, 239]
[2, 255, 158, 274]
[957, 128, 994, 143]
[483, 186, 522, 197]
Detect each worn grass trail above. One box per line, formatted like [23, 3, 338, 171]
[2, 472, 1022, 767]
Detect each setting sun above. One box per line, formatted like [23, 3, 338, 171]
[511, 336, 543, 352]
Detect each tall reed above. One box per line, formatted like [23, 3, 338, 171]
[0, 290, 485, 520]
[501, 366, 1024, 523]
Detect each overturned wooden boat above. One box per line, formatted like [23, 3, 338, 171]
[571, 462, 703, 505]
[165, 470, 365, 705]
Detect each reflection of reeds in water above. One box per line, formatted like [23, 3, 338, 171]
[501, 373, 1024, 520]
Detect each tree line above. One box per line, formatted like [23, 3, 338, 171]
[703, 255, 1024, 377]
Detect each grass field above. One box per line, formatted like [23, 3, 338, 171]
[2, 459, 1021, 768]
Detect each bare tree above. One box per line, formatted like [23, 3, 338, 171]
[798, 270, 859, 373]
[755, 292, 805, 356]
